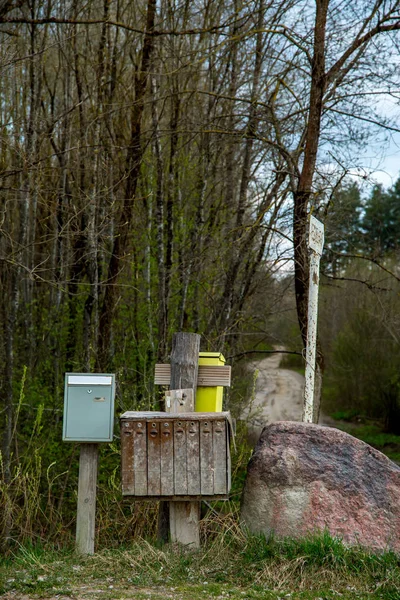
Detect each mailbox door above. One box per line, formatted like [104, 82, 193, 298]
[64, 383, 114, 441]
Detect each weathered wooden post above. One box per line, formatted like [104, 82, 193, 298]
[168, 332, 201, 547]
[76, 443, 98, 554]
[303, 216, 324, 423]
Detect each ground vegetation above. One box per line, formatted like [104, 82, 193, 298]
[1, 529, 399, 599]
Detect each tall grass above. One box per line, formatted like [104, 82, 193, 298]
[0, 368, 253, 552]
[1, 527, 399, 599]
[0, 369, 162, 549]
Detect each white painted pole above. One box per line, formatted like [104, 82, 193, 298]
[303, 216, 324, 424]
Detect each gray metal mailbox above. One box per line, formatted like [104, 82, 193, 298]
[63, 373, 116, 442]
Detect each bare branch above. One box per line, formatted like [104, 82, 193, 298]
[327, 8, 400, 84]
[321, 272, 393, 292]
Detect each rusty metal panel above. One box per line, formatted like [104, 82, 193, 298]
[174, 419, 188, 495]
[121, 421, 135, 495]
[120, 412, 232, 499]
[187, 419, 200, 495]
[133, 420, 147, 495]
[200, 418, 213, 494]
[227, 429, 231, 493]
[213, 419, 227, 494]
[161, 420, 174, 495]
[147, 420, 161, 495]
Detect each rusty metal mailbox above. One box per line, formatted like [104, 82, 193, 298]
[120, 411, 232, 500]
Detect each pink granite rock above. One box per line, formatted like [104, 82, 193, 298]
[240, 421, 400, 552]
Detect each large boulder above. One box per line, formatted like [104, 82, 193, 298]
[240, 421, 400, 552]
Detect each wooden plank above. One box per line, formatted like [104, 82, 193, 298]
[127, 494, 229, 501]
[121, 421, 135, 495]
[173, 419, 188, 495]
[197, 365, 232, 386]
[121, 411, 231, 420]
[169, 501, 201, 547]
[200, 419, 214, 495]
[155, 364, 231, 387]
[160, 420, 174, 496]
[133, 420, 147, 496]
[76, 443, 98, 555]
[213, 419, 227, 495]
[147, 420, 161, 495]
[187, 419, 200, 495]
[170, 333, 201, 391]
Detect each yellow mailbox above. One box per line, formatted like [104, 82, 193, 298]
[195, 352, 226, 412]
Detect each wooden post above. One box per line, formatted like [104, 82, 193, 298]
[169, 332, 201, 547]
[76, 443, 98, 554]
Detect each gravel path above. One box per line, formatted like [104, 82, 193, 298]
[241, 349, 333, 445]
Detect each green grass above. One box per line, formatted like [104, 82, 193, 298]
[1, 529, 399, 599]
[330, 418, 400, 464]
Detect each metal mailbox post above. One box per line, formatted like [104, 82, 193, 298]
[120, 411, 232, 500]
[62, 372, 116, 555]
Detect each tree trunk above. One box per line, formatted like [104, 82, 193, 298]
[151, 74, 167, 361]
[96, 0, 156, 370]
[218, 0, 265, 338]
[293, 0, 329, 422]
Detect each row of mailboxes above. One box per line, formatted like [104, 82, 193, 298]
[63, 354, 230, 443]
[62, 370, 232, 500]
[120, 412, 232, 499]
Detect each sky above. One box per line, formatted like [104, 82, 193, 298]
[363, 135, 400, 188]
[358, 93, 400, 189]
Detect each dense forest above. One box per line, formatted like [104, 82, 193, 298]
[1, 0, 400, 547]
[320, 181, 400, 434]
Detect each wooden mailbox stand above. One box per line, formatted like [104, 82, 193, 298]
[120, 332, 232, 548]
[63, 373, 115, 555]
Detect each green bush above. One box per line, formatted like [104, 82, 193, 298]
[325, 310, 400, 434]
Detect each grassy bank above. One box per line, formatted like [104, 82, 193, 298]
[1, 527, 399, 600]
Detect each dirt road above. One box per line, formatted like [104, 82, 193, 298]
[242, 349, 334, 444]
[241, 350, 305, 444]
